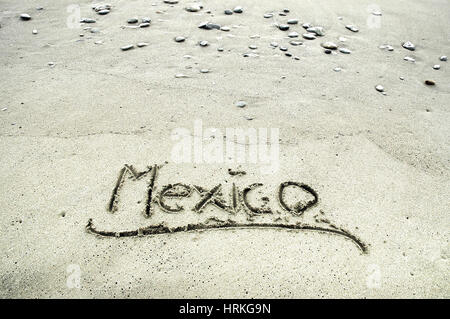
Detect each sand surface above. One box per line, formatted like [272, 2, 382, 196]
[0, 0, 449, 298]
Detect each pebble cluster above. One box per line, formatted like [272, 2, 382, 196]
[15, 3, 447, 109]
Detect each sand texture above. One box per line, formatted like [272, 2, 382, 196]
[0, 0, 449, 298]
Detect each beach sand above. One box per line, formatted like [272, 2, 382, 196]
[0, 0, 448, 298]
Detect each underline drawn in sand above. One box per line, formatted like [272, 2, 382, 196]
[87, 164, 368, 254]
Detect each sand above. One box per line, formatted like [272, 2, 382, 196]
[0, 0, 449, 298]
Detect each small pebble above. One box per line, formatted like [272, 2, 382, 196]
[137, 42, 148, 47]
[164, 0, 179, 4]
[249, 45, 257, 50]
[307, 27, 324, 36]
[142, 17, 151, 23]
[433, 65, 440, 70]
[175, 73, 189, 78]
[302, 33, 316, 40]
[285, 52, 292, 57]
[283, 8, 290, 13]
[199, 40, 209, 47]
[278, 24, 289, 31]
[224, 9, 233, 15]
[128, 18, 139, 24]
[220, 26, 230, 31]
[439, 56, 447, 61]
[279, 46, 288, 51]
[321, 42, 338, 50]
[263, 13, 273, 18]
[217, 47, 224, 52]
[404, 56, 415, 62]
[139, 23, 150, 28]
[32, 29, 38, 34]
[324, 49, 332, 54]
[424, 80, 435, 86]
[121, 44, 134, 51]
[233, 6, 243, 13]
[97, 9, 110, 15]
[198, 22, 221, 30]
[93, 4, 111, 12]
[185, 4, 202, 12]
[80, 18, 96, 23]
[174, 36, 186, 42]
[288, 31, 299, 38]
[2, 107, 8, 111]
[402, 41, 415, 51]
[338, 47, 351, 54]
[243, 53, 259, 58]
[236, 101, 247, 108]
[375, 85, 384, 92]
[333, 67, 341, 72]
[379, 44, 394, 51]
[345, 25, 359, 32]
[200, 69, 209, 73]
[372, 11, 382, 16]
[287, 19, 298, 24]
[302, 23, 311, 29]
[20, 14, 31, 21]
[289, 40, 302, 46]
[270, 42, 278, 48]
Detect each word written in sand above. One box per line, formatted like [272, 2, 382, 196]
[86, 164, 368, 254]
